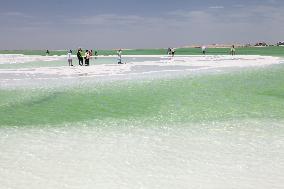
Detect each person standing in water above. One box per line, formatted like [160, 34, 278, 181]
[89, 50, 93, 63]
[230, 45, 236, 56]
[84, 50, 90, 66]
[46, 50, 50, 56]
[167, 48, 171, 55]
[67, 50, 73, 66]
[202, 45, 207, 55]
[77, 48, 83, 66]
[171, 48, 176, 57]
[117, 49, 123, 64]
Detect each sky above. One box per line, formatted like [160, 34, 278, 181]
[0, 0, 283, 50]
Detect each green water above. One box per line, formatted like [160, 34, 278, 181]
[0, 57, 161, 69]
[1, 65, 284, 127]
[0, 60, 66, 69]
[1, 46, 284, 56]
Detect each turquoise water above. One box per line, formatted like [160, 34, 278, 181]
[1, 65, 284, 127]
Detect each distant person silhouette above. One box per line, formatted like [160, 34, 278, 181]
[117, 49, 123, 64]
[77, 48, 83, 66]
[171, 48, 176, 57]
[230, 45, 236, 56]
[67, 50, 73, 66]
[202, 46, 206, 55]
[84, 50, 90, 66]
[167, 48, 171, 55]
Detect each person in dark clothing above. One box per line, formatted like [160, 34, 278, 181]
[84, 50, 90, 66]
[167, 48, 171, 55]
[77, 49, 83, 66]
[230, 45, 236, 56]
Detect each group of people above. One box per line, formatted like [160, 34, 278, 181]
[66, 48, 123, 66]
[47, 48, 95, 66]
[65, 45, 237, 67]
[167, 48, 176, 57]
[75, 48, 96, 66]
[66, 48, 99, 67]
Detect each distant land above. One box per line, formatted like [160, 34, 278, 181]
[0, 45, 284, 57]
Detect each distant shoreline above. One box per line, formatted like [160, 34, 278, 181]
[0, 46, 284, 57]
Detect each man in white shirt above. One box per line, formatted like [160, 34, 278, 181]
[67, 50, 73, 66]
[171, 48, 175, 57]
[202, 46, 206, 55]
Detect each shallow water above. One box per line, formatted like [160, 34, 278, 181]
[1, 65, 284, 126]
[0, 56, 161, 69]
[0, 55, 284, 189]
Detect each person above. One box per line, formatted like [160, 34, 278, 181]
[89, 50, 93, 62]
[46, 50, 50, 56]
[84, 50, 90, 66]
[171, 48, 176, 57]
[167, 48, 171, 55]
[230, 45, 236, 56]
[67, 50, 73, 66]
[77, 48, 83, 66]
[117, 49, 123, 64]
[94, 51, 98, 56]
[202, 46, 206, 55]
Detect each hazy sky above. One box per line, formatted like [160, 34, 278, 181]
[0, 0, 283, 50]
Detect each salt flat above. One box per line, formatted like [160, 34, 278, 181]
[0, 55, 281, 87]
[0, 54, 283, 189]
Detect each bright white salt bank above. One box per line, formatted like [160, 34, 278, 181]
[0, 55, 282, 88]
[0, 121, 283, 189]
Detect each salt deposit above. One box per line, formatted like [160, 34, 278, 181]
[0, 55, 281, 82]
[0, 54, 283, 189]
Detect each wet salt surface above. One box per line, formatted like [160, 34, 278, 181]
[1, 55, 284, 189]
[0, 54, 60, 64]
[128, 65, 204, 73]
[0, 120, 283, 189]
